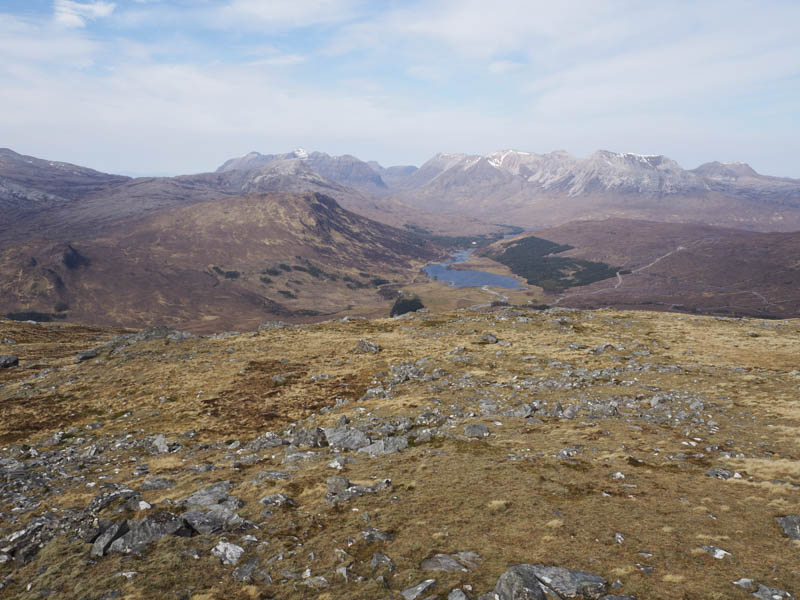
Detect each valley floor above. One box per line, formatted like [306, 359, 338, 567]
[0, 308, 798, 599]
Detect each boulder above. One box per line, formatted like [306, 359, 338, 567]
[108, 512, 192, 554]
[75, 349, 99, 363]
[353, 339, 382, 354]
[775, 515, 800, 540]
[212, 541, 244, 565]
[179, 481, 236, 508]
[495, 565, 608, 600]
[465, 424, 489, 438]
[495, 566, 546, 600]
[91, 521, 129, 557]
[323, 427, 371, 450]
[0, 355, 19, 368]
[246, 432, 287, 450]
[358, 435, 409, 457]
[291, 427, 326, 448]
[325, 476, 391, 505]
[402, 579, 437, 599]
[259, 493, 295, 508]
[421, 554, 468, 572]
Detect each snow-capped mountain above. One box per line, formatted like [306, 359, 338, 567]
[387, 149, 800, 230]
[217, 149, 387, 194]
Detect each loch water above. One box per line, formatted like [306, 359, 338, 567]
[422, 249, 524, 289]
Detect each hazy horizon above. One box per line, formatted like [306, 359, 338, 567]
[2, 1, 799, 178]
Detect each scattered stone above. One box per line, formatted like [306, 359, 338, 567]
[706, 468, 734, 480]
[212, 541, 245, 566]
[259, 494, 295, 508]
[465, 424, 489, 438]
[370, 552, 395, 573]
[733, 579, 758, 592]
[478, 333, 499, 344]
[775, 515, 800, 540]
[454, 552, 482, 570]
[151, 434, 169, 454]
[325, 477, 391, 505]
[232, 557, 262, 582]
[449, 590, 471, 600]
[361, 527, 393, 542]
[402, 579, 437, 600]
[421, 554, 468, 572]
[87, 486, 138, 514]
[253, 470, 292, 483]
[700, 546, 732, 560]
[138, 477, 174, 491]
[75, 349, 99, 363]
[752, 584, 794, 600]
[303, 575, 329, 589]
[353, 339, 382, 354]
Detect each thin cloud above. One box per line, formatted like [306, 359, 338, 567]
[54, 0, 115, 28]
[488, 60, 523, 74]
[216, 0, 360, 30]
[248, 54, 306, 67]
[0, 1, 797, 176]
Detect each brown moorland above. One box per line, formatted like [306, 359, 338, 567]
[0, 307, 798, 599]
[0, 192, 441, 332]
[486, 219, 800, 318]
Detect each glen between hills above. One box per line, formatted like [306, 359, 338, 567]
[4, 146, 800, 329]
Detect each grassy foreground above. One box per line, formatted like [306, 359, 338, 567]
[0, 307, 798, 599]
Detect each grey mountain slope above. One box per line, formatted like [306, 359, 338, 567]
[0, 148, 130, 200]
[217, 149, 387, 194]
[0, 148, 130, 224]
[388, 149, 800, 231]
[1, 149, 503, 245]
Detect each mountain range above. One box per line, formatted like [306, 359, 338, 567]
[214, 147, 800, 232]
[384, 149, 800, 231]
[3, 144, 800, 328]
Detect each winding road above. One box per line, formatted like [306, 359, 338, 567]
[554, 241, 700, 305]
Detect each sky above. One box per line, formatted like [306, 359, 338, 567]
[1, 1, 799, 177]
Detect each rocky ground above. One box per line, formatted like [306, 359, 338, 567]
[0, 307, 798, 599]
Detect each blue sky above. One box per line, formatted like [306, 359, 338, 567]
[1, 0, 799, 177]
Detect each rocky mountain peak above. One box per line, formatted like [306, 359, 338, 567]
[692, 161, 759, 180]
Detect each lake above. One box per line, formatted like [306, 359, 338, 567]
[422, 249, 525, 289]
